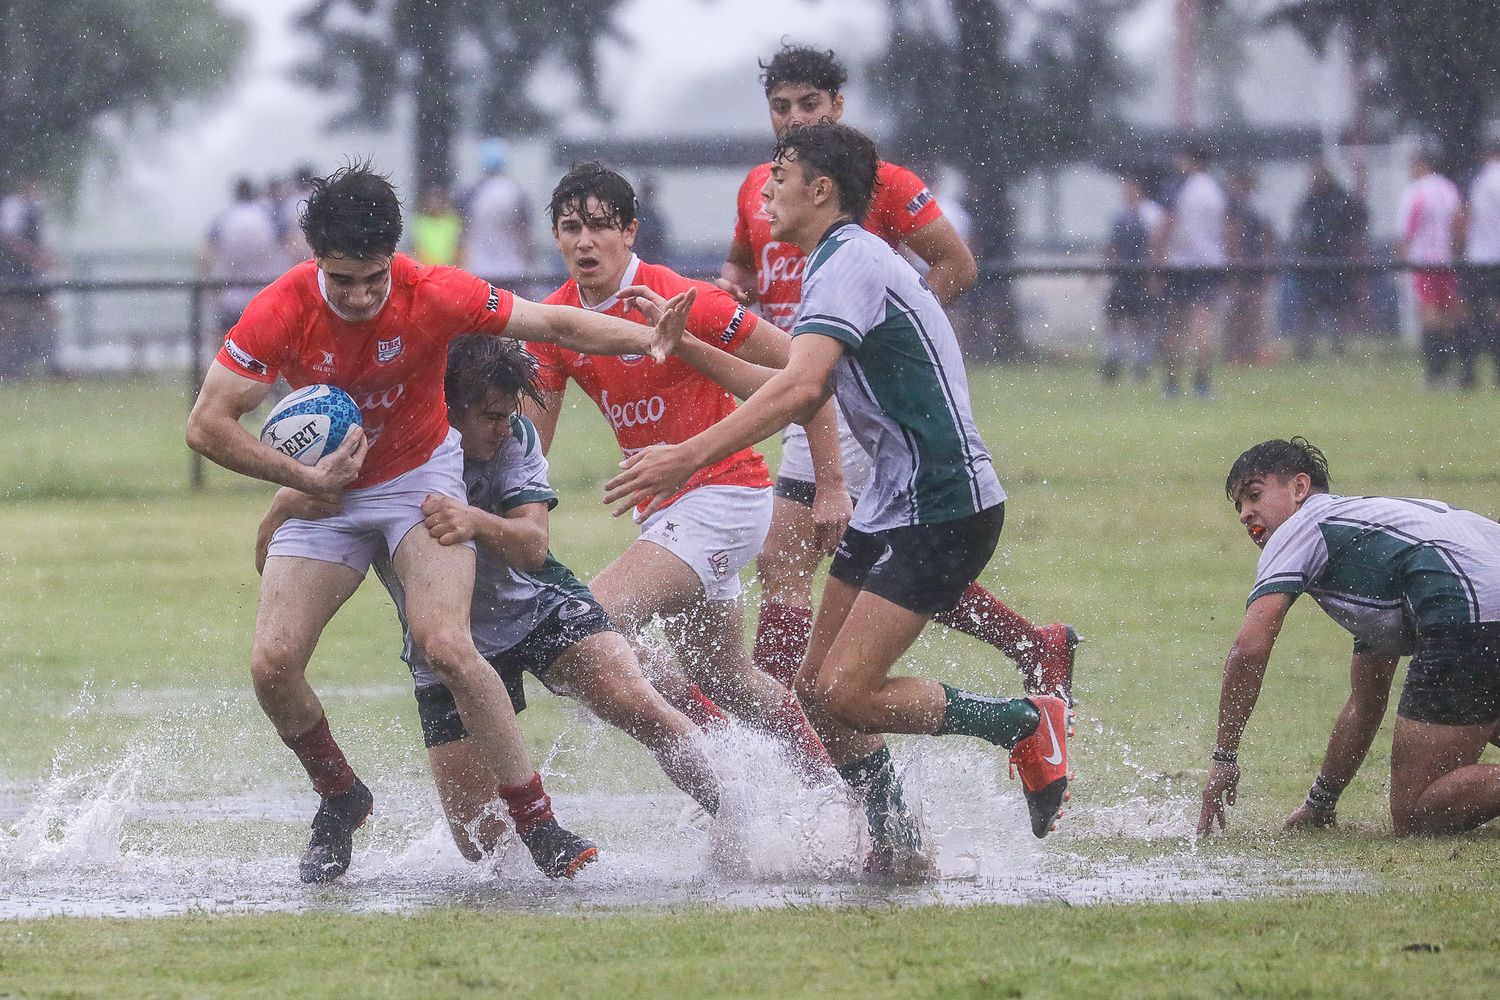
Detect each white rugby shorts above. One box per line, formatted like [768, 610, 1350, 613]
[637, 485, 772, 601]
[777, 416, 874, 500]
[266, 427, 470, 573]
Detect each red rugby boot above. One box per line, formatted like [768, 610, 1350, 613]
[1008, 695, 1072, 839]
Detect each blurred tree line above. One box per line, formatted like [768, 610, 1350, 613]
[1270, 0, 1500, 176]
[0, 0, 245, 188]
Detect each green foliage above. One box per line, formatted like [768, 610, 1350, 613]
[291, 0, 628, 186]
[1268, 0, 1500, 172]
[0, 0, 247, 187]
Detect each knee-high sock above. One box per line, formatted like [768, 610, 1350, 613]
[934, 583, 1042, 668]
[281, 713, 355, 797]
[753, 601, 814, 687]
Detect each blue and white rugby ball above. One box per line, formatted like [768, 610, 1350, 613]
[259, 384, 362, 465]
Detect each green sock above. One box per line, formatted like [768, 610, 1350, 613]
[835, 745, 918, 854]
[936, 684, 1040, 749]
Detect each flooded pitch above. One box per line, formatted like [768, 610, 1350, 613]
[0, 693, 1371, 919]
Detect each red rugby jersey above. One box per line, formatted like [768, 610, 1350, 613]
[731, 160, 945, 331]
[215, 253, 514, 489]
[530, 257, 771, 515]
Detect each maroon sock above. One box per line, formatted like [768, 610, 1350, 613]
[498, 772, 554, 836]
[753, 601, 814, 688]
[764, 695, 834, 782]
[281, 714, 355, 798]
[681, 684, 730, 731]
[934, 583, 1042, 667]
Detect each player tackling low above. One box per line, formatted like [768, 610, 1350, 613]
[186, 162, 693, 882]
[1199, 438, 1500, 836]
[607, 121, 1073, 874]
[721, 44, 1078, 705]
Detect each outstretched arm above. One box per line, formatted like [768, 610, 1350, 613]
[1284, 649, 1400, 829]
[505, 289, 694, 362]
[1197, 592, 1293, 835]
[602, 334, 845, 516]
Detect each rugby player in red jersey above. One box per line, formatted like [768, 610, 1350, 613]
[524, 162, 837, 775]
[186, 163, 693, 883]
[720, 45, 1079, 703]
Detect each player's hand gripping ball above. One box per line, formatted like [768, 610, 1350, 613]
[259, 384, 363, 465]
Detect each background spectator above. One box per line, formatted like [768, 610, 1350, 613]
[1463, 133, 1500, 387]
[631, 174, 671, 266]
[1398, 146, 1466, 389]
[1223, 168, 1276, 365]
[1100, 168, 1164, 382]
[1288, 163, 1368, 360]
[460, 138, 533, 282]
[0, 176, 55, 378]
[410, 184, 462, 266]
[198, 176, 282, 343]
[1160, 144, 1227, 398]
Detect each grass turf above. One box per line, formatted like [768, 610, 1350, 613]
[2, 349, 1500, 996]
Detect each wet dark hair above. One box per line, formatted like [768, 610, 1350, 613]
[760, 43, 847, 96]
[300, 161, 403, 259]
[1225, 437, 1331, 502]
[445, 335, 544, 416]
[548, 161, 636, 231]
[773, 121, 880, 222]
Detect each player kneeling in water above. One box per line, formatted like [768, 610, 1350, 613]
[607, 122, 1072, 875]
[259, 336, 720, 875]
[1200, 438, 1500, 836]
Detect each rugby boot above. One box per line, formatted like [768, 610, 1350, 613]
[518, 818, 599, 879]
[860, 767, 936, 882]
[1025, 624, 1081, 706]
[1008, 695, 1072, 839]
[298, 776, 374, 883]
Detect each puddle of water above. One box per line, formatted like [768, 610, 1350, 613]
[0, 697, 1372, 919]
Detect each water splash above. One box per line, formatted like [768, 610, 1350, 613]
[0, 689, 1371, 919]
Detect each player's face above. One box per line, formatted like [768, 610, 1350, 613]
[761, 155, 821, 245]
[452, 388, 521, 462]
[552, 198, 638, 302]
[1233, 473, 1310, 548]
[316, 254, 392, 322]
[766, 83, 844, 138]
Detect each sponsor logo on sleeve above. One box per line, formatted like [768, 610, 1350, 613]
[485, 284, 501, 312]
[223, 338, 269, 376]
[906, 189, 934, 216]
[720, 305, 747, 345]
[376, 336, 403, 363]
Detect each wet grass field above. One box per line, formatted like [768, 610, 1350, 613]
[3, 349, 1499, 996]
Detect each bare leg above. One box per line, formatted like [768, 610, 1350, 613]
[251, 555, 365, 738]
[1390, 714, 1500, 835]
[393, 528, 535, 788]
[427, 738, 509, 860]
[549, 630, 719, 813]
[756, 496, 823, 610]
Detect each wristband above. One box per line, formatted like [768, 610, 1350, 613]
[1305, 773, 1343, 812]
[1210, 748, 1238, 765]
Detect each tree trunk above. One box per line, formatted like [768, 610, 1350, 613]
[409, 0, 457, 193]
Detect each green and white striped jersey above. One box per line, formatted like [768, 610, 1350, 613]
[1248, 493, 1500, 653]
[791, 223, 1004, 531]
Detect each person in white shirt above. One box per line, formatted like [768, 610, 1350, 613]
[1397, 146, 1465, 388]
[198, 177, 285, 340]
[460, 139, 534, 283]
[1463, 134, 1500, 388]
[1159, 144, 1227, 398]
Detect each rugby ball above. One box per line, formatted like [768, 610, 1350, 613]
[259, 384, 362, 465]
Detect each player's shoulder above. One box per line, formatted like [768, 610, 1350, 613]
[246, 259, 318, 313]
[541, 279, 578, 307]
[507, 412, 544, 455]
[807, 223, 883, 277]
[739, 162, 773, 192]
[633, 259, 694, 294]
